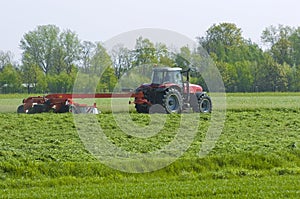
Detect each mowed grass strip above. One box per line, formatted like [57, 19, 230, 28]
[0, 93, 300, 198]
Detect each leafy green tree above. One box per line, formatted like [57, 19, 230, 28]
[174, 46, 192, 69]
[112, 38, 175, 80]
[198, 23, 244, 63]
[234, 61, 255, 92]
[287, 64, 300, 91]
[88, 42, 118, 92]
[20, 25, 81, 76]
[155, 43, 174, 66]
[19, 25, 82, 93]
[133, 37, 158, 66]
[34, 68, 47, 93]
[80, 41, 96, 73]
[58, 29, 81, 74]
[198, 22, 283, 92]
[261, 25, 294, 65]
[215, 61, 236, 91]
[90, 42, 112, 75]
[97, 67, 117, 92]
[255, 53, 288, 91]
[20, 25, 60, 74]
[111, 44, 133, 79]
[259, 25, 300, 91]
[118, 65, 152, 90]
[289, 27, 300, 66]
[72, 72, 98, 93]
[0, 50, 14, 72]
[0, 64, 21, 93]
[47, 68, 77, 93]
[21, 60, 46, 93]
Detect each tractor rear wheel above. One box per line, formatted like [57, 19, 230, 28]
[162, 88, 182, 114]
[198, 95, 212, 113]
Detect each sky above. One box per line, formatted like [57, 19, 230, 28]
[1, 0, 300, 62]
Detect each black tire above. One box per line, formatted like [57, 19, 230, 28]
[162, 88, 183, 114]
[135, 104, 149, 113]
[17, 105, 25, 113]
[198, 95, 212, 113]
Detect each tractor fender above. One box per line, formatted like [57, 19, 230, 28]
[164, 85, 182, 93]
[195, 92, 208, 100]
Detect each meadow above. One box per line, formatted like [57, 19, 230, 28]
[0, 92, 300, 198]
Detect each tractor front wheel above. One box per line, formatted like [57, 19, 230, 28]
[162, 88, 183, 114]
[198, 95, 212, 113]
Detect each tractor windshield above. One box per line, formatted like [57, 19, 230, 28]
[151, 70, 182, 85]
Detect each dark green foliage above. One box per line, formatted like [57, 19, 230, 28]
[199, 23, 300, 92]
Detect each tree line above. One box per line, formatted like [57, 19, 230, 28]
[0, 23, 300, 93]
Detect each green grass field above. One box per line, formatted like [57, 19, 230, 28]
[0, 93, 300, 198]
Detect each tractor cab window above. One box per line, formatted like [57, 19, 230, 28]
[152, 71, 164, 84]
[173, 71, 183, 85]
[165, 71, 183, 85]
[164, 72, 173, 82]
[152, 70, 183, 85]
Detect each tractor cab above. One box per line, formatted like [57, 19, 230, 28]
[151, 67, 183, 86]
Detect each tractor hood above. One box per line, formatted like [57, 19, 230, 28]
[188, 83, 203, 93]
[136, 83, 203, 93]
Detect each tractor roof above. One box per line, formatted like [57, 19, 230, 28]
[153, 67, 182, 72]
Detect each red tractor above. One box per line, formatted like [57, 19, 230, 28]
[133, 67, 212, 114]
